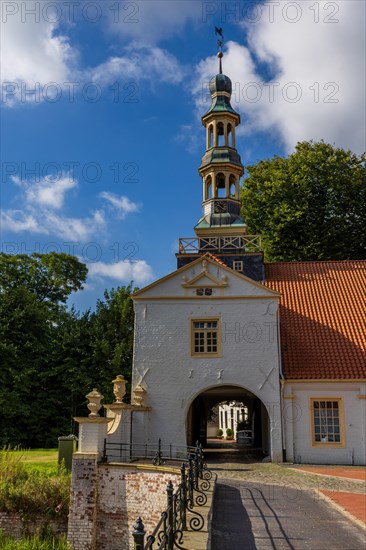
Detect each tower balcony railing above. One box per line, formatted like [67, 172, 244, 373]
[178, 235, 262, 254]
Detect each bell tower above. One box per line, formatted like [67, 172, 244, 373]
[177, 32, 264, 281]
[196, 56, 244, 237]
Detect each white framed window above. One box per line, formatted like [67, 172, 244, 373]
[233, 261, 243, 271]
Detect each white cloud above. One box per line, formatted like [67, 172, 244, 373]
[100, 191, 139, 218]
[0, 4, 76, 105]
[1, 2, 191, 107]
[106, 1, 202, 45]
[0, 210, 46, 234]
[2, 174, 139, 241]
[88, 260, 154, 284]
[11, 175, 78, 210]
[0, 207, 106, 241]
[42, 209, 106, 241]
[89, 45, 185, 87]
[192, 1, 366, 154]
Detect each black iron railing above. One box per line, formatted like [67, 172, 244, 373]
[132, 444, 216, 550]
[101, 438, 196, 465]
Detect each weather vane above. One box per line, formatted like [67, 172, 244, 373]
[215, 27, 224, 74]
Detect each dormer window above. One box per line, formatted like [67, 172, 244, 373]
[233, 261, 243, 272]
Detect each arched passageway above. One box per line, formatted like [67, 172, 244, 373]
[186, 385, 270, 458]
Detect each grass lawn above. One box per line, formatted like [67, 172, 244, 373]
[0, 533, 69, 549]
[8, 448, 58, 475]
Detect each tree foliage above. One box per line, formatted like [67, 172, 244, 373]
[0, 253, 135, 447]
[241, 141, 366, 261]
[0, 252, 87, 305]
[90, 286, 135, 400]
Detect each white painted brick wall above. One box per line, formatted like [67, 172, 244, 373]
[284, 383, 366, 465]
[132, 285, 283, 461]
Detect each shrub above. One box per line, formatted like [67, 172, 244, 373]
[216, 429, 223, 437]
[0, 448, 70, 521]
[226, 428, 233, 438]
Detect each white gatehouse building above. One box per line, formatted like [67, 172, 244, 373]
[126, 53, 366, 465]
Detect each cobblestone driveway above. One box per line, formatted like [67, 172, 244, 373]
[210, 480, 365, 550]
[206, 454, 365, 549]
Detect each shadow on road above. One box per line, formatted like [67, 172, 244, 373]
[211, 483, 256, 550]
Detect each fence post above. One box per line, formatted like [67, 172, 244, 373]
[153, 438, 163, 466]
[167, 481, 174, 550]
[133, 517, 145, 550]
[180, 463, 187, 531]
[101, 438, 108, 463]
[194, 448, 200, 490]
[198, 443, 203, 477]
[188, 457, 194, 504]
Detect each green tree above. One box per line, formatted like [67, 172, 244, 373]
[0, 254, 136, 447]
[241, 141, 366, 261]
[0, 253, 88, 446]
[45, 307, 97, 442]
[90, 285, 135, 403]
[0, 252, 87, 304]
[0, 287, 51, 445]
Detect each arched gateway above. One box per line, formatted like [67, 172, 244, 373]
[186, 385, 270, 455]
[130, 53, 283, 463]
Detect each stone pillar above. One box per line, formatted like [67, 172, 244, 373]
[283, 393, 296, 462]
[75, 417, 112, 460]
[270, 407, 283, 463]
[213, 121, 218, 147]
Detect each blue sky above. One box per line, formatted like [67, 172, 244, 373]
[1, 0, 365, 311]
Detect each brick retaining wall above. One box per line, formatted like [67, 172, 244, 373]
[0, 511, 67, 540]
[67, 454, 180, 550]
[97, 465, 180, 549]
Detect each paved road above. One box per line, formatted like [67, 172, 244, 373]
[210, 480, 366, 550]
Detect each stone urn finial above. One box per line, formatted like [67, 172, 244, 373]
[86, 388, 104, 417]
[113, 374, 127, 403]
[133, 385, 146, 407]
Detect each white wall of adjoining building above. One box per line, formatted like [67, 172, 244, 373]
[283, 382, 366, 465]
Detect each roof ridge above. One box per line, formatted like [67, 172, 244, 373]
[265, 260, 366, 266]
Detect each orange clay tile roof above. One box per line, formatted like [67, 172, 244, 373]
[264, 261, 366, 380]
[204, 252, 227, 267]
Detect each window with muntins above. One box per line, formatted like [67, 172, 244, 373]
[311, 399, 345, 446]
[192, 319, 220, 356]
[233, 260, 243, 271]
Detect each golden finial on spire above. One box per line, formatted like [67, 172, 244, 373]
[215, 27, 224, 74]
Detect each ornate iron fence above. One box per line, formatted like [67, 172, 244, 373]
[132, 444, 216, 550]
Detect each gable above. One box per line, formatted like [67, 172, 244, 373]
[133, 255, 279, 300]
